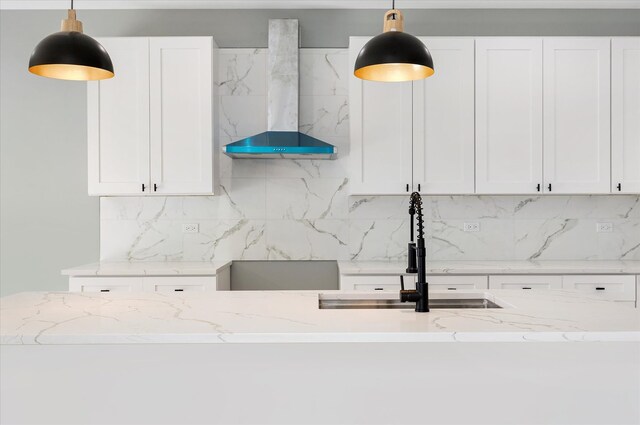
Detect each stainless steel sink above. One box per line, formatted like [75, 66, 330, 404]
[319, 293, 502, 309]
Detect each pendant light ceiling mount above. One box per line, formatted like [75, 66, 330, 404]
[354, 0, 434, 82]
[28, 0, 114, 81]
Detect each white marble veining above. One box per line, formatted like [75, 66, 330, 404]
[61, 261, 231, 276]
[338, 260, 640, 275]
[99, 47, 640, 263]
[2, 290, 638, 345]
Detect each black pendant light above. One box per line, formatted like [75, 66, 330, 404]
[354, 0, 434, 82]
[28, 0, 114, 81]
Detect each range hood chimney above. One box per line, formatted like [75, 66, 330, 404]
[223, 19, 337, 159]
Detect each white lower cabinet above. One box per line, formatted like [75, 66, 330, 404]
[69, 277, 143, 293]
[428, 275, 488, 291]
[340, 275, 412, 291]
[142, 276, 217, 293]
[69, 276, 222, 293]
[561, 275, 636, 302]
[489, 275, 563, 290]
[340, 275, 488, 291]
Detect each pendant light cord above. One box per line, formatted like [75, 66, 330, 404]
[71, 0, 74, 10]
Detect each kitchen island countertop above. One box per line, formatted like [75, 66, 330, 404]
[2, 289, 638, 345]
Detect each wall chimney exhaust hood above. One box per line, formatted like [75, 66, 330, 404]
[223, 20, 337, 160]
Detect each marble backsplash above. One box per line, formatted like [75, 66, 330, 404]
[99, 48, 640, 262]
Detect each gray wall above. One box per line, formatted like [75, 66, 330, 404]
[1, 8, 639, 296]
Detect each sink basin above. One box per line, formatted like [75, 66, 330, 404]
[318, 293, 503, 309]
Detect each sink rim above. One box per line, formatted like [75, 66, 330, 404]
[318, 291, 511, 309]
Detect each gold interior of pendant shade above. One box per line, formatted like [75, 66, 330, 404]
[28, 64, 114, 81]
[354, 63, 434, 82]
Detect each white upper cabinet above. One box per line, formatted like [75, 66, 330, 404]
[88, 37, 217, 196]
[349, 37, 413, 195]
[543, 38, 611, 194]
[611, 37, 640, 194]
[475, 38, 543, 194]
[149, 38, 215, 195]
[88, 38, 150, 195]
[413, 38, 475, 194]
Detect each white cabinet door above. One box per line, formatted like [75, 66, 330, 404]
[88, 38, 150, 196]
[340, 275, 412, 291]
[142, 276, 217, 293]
[349, 37, 413, 195]
[428, 275, 489, 291]
[562, 275, 636, 302]
[69, 277, 144, 293]
[413, 38, 475, 194]
[543, 38, 611, 194]
[612, 38, 640, 194]
[489, 275, 562, 290]
[475, 38, 543, 194]
[149, 37, 214, 195]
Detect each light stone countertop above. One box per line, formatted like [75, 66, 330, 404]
[338, 260, 640, 275]
[1, 289, 638, 345]
[61, 261, 232, 276]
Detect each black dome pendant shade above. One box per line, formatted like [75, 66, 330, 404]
[354, 3, 434, 82]
[28, 2, 114, 81]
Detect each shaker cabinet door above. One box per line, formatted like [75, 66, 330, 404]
[543, 38, 611, 194]
[349, 37, 414, 195]
[475, 38, 543, 194]
[88, 38, 150, 195]
[149, 37, 214, 195]
[611, 37, 640, 194]
[413, 38, 475, 194]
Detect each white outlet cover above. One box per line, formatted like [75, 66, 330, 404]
[463, 222, 480, 232]
[596, 222, 613, 233]
[182, 223, 199, 233]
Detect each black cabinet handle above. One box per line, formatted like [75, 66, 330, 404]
[100, 289, 110, 292]
[536, 183, 541, 192]
[547, 183, 552, 192]
[522, 287, 532, 290]
[406, 184, 409, 192]
[447, 288, 457, 291]
[595, 287, 605, 291]
[174, 288, 184, 292]
[418, 183, 421, 192]
[142, 183, 146, 192]
[617, 183, 622, 192]
[153, 183, 158, 192]
[374, 288, 383, 291]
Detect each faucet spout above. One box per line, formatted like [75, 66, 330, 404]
[399, 192, 429, 312]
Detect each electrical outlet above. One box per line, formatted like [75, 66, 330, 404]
[596, 222, 613, 233]
[463, 222, 480, 232]
[182, 223, 199, 234]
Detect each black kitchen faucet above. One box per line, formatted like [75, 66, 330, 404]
[399, 192, 429, 312]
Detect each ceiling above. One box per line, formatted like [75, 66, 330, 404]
[2, 0, 640, 10]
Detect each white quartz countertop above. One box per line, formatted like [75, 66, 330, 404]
[61, 261, 232, 276]
[338, 260, 640, 275]
[2, 290, 638, 345]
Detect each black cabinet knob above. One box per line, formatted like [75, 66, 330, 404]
[617, 183, 622, 192]
[142, 183, 146, 192]
[547, 183, 552, 192]
[537, 183, 541, 192]
[153, 183, 158, 192]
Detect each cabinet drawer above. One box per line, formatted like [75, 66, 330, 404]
[142, 276, 217, 293]
[428, 275, 488, 291]
[341, 275, 412, 291]
[69, 277, 143, 293]
[489, 275, 562, 290]
[562, 275, 636, 301]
